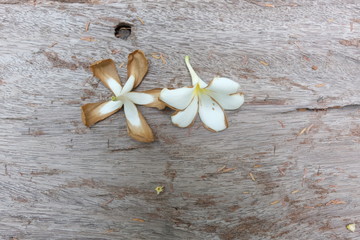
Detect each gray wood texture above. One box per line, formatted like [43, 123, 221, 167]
[1, 0, 360, 239]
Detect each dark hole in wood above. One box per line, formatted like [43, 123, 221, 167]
[114, 23, 132, 40]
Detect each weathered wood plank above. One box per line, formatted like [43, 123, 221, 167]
[0, 1, 360, 239]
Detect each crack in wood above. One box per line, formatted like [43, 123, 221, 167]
[297, 104, 360, 112]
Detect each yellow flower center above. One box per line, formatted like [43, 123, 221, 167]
[194, 83, 208, 95]
[155, 186, 164, 195]
[111, 95, 126, 102]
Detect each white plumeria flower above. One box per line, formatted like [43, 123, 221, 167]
[81, 50, 165, 143]
[160, 56, 244, 132]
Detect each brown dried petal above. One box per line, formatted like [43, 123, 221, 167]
[90, 59, 122, 95]
[127, 50, 148, 89]
[81, 101, 122, 127]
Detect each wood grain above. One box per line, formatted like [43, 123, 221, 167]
[0, 1, 360, 239]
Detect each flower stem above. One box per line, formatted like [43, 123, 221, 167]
[184, 55, 202, 86]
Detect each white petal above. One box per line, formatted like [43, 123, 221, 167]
[198, 94, 228, 132]
[207, 92, 244, 110]
[121, 75, 135, 95]
[99, 100, 123, 115]
[124, 100, 141, 127]
[171, 96, 198, 128]
[137, 89, 166, 110]
[185, 56, 207, 88]
[206, 77, 240, 94]
[160, 87, 195, 110]
[125, 92, 154, 105]
[107, 77, 122, 96]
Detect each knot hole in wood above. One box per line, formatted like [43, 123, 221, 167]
[114, 22, 132, 40]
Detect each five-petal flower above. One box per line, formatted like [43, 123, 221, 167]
[81, 50, 165, 143]
[160, 56, 244, 132]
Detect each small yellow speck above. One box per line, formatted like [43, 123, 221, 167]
[119, 62, 125, 68]
[80, 36, 96, 42]
[249, 172, 256, 181]
[314, 83, 325, 88]
[264, 3, 274, 7]
[152, 54, 161, 59]
[297, 127, 307, 136]
[346, 223, 356, 232]
[270, 200, 280, 205]
[132, 218, 145, 223]
[259, 60, 269, 66]
[151, 52, 167, 64]
[137, 16, 145, 24]
[291, 189, 300, 194]
[155, 186, 164, 195]
[85, 22, 90, 32]
[305, 124, 314, 135]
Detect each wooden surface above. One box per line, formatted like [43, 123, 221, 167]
[1, 0, 360, 239]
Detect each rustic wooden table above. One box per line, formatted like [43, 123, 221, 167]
[1, 0, 360, 239]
